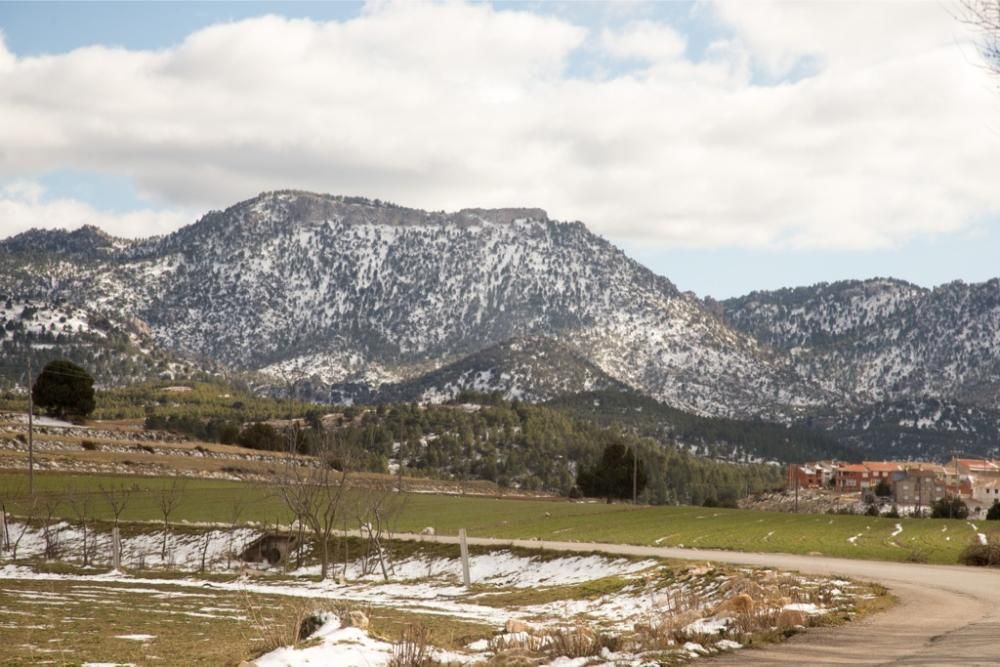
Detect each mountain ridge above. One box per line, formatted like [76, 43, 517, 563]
[3, 190, 1000, 459]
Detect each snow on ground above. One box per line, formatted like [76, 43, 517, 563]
[353, 551, 657, 588]
[848, 533, 862, 545]
[4, 413, 82, 428]
[964, 522, 989, 545]
[891, 523, 903, 538]
[255, 614, 395, 667]
[782, 602, 826, 615]
[4, 522, 260, 571]
[0, 535, 868, 667]
[684, 617, 732, 636]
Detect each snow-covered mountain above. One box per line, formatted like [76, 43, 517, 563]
[3, 190, 1000, 459]
[0, 191, 825, 418]
[722, 278, 1000, 407]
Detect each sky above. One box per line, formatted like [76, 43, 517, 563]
[1, 0, 999, 298]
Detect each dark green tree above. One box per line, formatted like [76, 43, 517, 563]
[874, 479, 892, 498]
[986, 499, 1000, 521]
[32, 360, 95, 419]
[576, 442, 646, 501]
[236, 423, 284, 451]
[931, 495, 969, 520]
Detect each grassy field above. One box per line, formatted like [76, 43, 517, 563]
[2, 471, 997, 565]
[0, 576, 495, 665]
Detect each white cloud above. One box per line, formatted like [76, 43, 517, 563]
[0, 180, 193, 239]
[0, 1, 998, 249]
[601, 21, 687, 62]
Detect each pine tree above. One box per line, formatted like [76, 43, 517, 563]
[32, 359, 96, 419]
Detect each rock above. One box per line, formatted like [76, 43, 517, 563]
[420, 526, 435, 536]
[349, 610, 370, 630]
[777, 608, 806, 627]
[505, 619, 533, 634]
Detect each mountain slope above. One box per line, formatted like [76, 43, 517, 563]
[722, 278, 1000, 407]
[1, 191, 826, 418]
[547, 389, 856, 464]
[4, 190, 1000, 464]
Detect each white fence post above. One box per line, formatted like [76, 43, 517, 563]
[459, 528, 471, 587]
[112, 526, 121, 570]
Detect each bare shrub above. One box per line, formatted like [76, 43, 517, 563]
[240, 592, 323, 656]
[959, 539, 1000, 567]
[389, 624, 434, 667]
[544, 626, 618, 659]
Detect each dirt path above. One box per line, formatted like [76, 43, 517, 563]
[403, 534, 1000, 666]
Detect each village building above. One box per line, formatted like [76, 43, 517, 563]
[892, 467, 947, 507]
[862, 461, 902, 491]
[834, 464, 871, 491]
[970, 480, 1000, 516]
[786, 463, 821, 489]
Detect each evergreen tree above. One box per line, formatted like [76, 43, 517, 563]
[577, 441, 646, 501]
[931, 495, 969, 519]
[32, 359, 96, 419]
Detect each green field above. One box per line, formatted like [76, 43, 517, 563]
[2, 471, 997, 564]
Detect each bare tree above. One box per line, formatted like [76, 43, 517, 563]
[278, 433, 352, 579]
[349, 479, 406, 581]
[158, 479, 186, 562]
[100, 483, 133, 527]
[0, 478, 27, 555]
[39, 493, 64, 560]
[961, 1, 1000, 73]
[100, 483, 132, 567]
[66, 486, 95, 567]
[7, 494, 38, 561]
[226, 495, 247, 570]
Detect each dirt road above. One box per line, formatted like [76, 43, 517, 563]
[410, 534, 1000, 666]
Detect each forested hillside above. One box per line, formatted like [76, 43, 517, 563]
[547, 389, 856, 463]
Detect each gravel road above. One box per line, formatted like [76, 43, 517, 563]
[407, 533, 1000, 666]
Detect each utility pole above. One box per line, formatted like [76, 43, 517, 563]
[632, 448, 638, 505]
[794, 468, 800, 513]
[26, 357, 33, 496]
[952, 451, 961, 520]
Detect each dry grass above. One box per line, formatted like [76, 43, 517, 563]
[389, 624, 436, 667]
